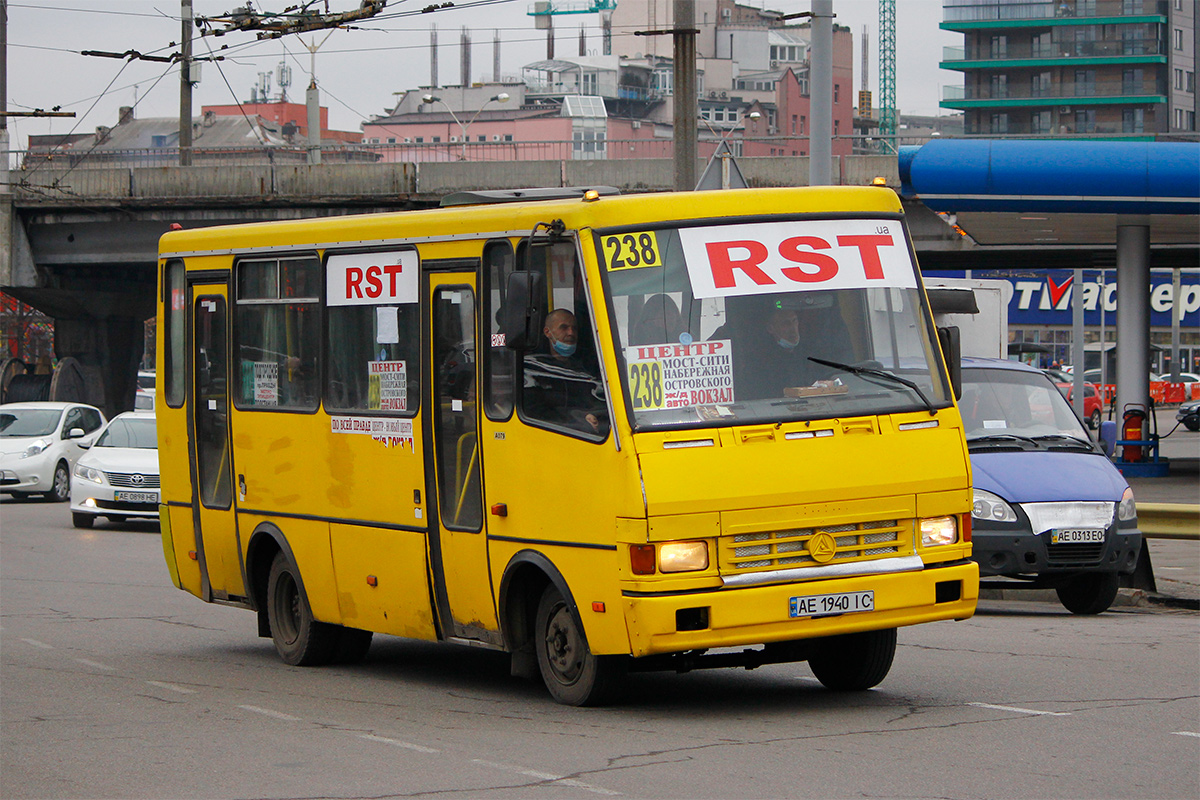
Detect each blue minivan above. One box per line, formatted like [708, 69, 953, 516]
[961, 358, 1142, 614]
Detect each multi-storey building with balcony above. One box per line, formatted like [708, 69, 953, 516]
[939, 0, 1197, 136]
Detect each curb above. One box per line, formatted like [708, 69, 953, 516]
[979, 587, 1199, 611]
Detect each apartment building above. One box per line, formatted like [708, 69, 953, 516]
[939, 0, 1197, 135]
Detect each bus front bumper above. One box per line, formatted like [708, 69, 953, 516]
[621, 560, 978, 658]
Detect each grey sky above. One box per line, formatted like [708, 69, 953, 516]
[6, 0, 959, 147]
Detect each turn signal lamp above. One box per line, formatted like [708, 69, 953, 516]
[630, 544, 656, 575]
[659, 541, 709, 573]
[920, 516, 958, 547]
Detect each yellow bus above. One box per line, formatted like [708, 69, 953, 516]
[156, 185, 978, 705]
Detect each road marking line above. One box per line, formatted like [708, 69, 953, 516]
[969, 702, 1070, 717]
[238, 704, 300, 721]
[146, 681, 197, 694]
[359, 734, 440, 753]
[472, 759, 621, 796]
[75, 658, 116, 671]
[20, 638, 52, 649]
[1171, 731, 1200, 738]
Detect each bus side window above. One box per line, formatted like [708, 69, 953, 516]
[326, 301, 420, 414]
[233, 256, 321, 412]
[482, 240, 515, 421]
[516, 239, 608, 440]
[162, 259, 186, 408]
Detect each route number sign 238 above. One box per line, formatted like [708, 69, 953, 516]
[602, 231, 662, 271]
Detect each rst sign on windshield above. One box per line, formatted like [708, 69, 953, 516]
[679, 220, 916, 298]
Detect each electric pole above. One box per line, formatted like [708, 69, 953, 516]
[1, 0, 11, 284]
[180, 0, 193, 166]
[672, 0, 696, 191]
[809, 0, 833, 186]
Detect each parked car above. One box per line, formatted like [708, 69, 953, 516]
[1153, 371, 1200, 384]
[1177, 398, 1200, 432]
[1043, 373, 1105, 430]
[0, 402, 106, 501]
[135, 370, 155, 410]
[70, 411, 159, 528]
[960, 359, 1141, 614]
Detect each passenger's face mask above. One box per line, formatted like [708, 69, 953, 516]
[777, 338, 798, 350]
[552, 339, 577, 357]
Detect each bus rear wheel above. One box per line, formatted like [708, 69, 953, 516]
[267, 552, 339, 666]
[808, 628, 897, 691]
[534, 585, 624, 706]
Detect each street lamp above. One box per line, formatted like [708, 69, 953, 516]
[421, 92, 510, 160]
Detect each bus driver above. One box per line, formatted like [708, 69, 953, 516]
[523, 309, 609, 436]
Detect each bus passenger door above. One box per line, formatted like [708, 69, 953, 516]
[190, 285, 243, 602]
[427, 276, 499, 643]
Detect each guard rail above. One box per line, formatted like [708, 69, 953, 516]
[1137, 503, 1200, 540]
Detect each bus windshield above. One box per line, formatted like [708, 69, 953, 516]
[600, 218, 952, 430]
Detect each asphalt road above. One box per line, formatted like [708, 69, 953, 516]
[2, 498, 1198, 800]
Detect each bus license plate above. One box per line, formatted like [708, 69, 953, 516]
[1051, 528, 1105, 544]
[116, 491, 157, 504]
[790, 590, 874, 618]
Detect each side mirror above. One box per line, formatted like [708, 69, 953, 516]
[501, 271, 546, 352]
[937, 325, 962, 401]
[67, 427, 87, 440]
[1099, 420, 1117, 458]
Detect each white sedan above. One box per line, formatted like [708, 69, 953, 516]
[0, 402, 106, 501]
[70, 411, 159, 528]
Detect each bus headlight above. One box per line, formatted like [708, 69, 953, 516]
[972, 489, 1018, 523]
[920, 516, 958, 547]
[659, 541, 709, 573]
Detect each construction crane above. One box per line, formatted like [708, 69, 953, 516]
[526, 1, 616, 17]
[878, 0, 897, 151]
[527, 1, 617, 56]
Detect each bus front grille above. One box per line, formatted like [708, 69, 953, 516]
[721, 519, 908, 574]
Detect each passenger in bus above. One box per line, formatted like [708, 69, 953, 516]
[523, 309, 608, 436]
[712, 303, 807, 399]
[629, 294, 686, 346]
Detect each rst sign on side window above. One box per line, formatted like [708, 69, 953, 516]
[326, 250, 420, 306]
[324, 249, 422, 418]
[678, 220, 916, 298]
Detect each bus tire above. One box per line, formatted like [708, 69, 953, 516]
[335, 627, 374, 664]
[267, 552, 339, 666]
[534, 585, 624, 706]
[1056, 572, 1119, 615]
[809, 628, 897, 691]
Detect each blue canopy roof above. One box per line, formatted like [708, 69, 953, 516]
[899, 140, 1200, 215]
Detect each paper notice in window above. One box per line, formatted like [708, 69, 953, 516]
[368, 361, 407, 411]
[376, 306, 400, 344]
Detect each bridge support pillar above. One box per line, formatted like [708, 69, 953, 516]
[1115, 218, 1151, 423]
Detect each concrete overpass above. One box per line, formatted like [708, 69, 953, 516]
[2, 152, 1196, 418]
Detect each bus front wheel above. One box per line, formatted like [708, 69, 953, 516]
[267, 552, 339, 666]
[808, 628, 897, 691]
[534, 585, 624, 706]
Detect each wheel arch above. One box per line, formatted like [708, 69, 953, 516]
[245, 521, 305, 638]
[498, 550, 581, 657]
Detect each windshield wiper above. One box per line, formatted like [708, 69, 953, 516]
[1032, 434, 1097, 451]
[967, 433, 1038, 446]
[808, 357, 938, 416]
